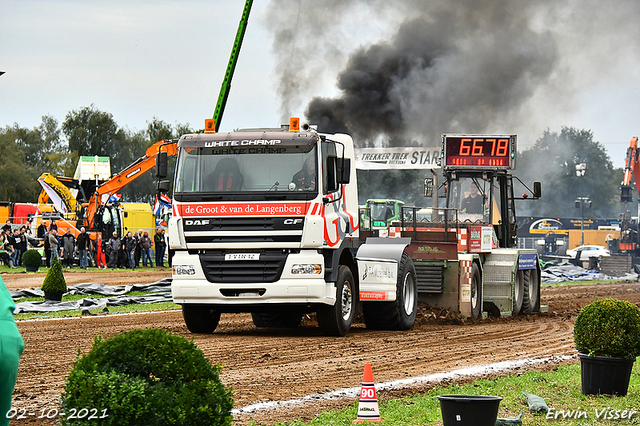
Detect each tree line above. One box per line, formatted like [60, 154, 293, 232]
[0, 105, 193, 204]
[0, 105, 627, 218]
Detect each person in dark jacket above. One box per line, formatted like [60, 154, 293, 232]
[140, 230, 153, 267]
[134, 229, 143, 267]
[0, 276, 24, 426]
[124, 231, 136, 270]
[107, 232, 120, 269]
[154, 228, 166, 267]
[76, 227, 90, 269]
[17, 227, 27, 266]
[43, 230, 51, 267]
[60, 229, 76, 268]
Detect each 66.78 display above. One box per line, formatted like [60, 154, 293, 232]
[442, 135, 516, 169]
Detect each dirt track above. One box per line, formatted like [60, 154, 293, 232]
[4, 269, 640, 425]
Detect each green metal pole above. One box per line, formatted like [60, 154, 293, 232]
[212, 0, 253, 132]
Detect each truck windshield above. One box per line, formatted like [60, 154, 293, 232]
[174, 146, 318, 193]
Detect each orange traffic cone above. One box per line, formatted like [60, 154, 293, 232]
[353, 363, 381, 423]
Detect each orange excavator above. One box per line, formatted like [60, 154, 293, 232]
[617, 136, 640, 253]
[81, 139, 178, 231]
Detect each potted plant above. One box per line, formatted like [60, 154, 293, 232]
[574, 298, 640, 396]
[22, 249, 42, 272]
[41, 256, 67, 301]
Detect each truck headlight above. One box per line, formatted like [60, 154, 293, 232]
[291, 264, 322, 275]
[173, 265, 196, 275]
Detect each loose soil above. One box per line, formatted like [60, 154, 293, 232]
[4, 269, 640, 425]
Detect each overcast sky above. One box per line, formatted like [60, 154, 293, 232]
[2, 0, 639, 168]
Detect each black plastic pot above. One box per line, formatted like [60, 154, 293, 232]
[44, 291, 64, 302]
[579, 353, 636, 396]
[25, 266, 39, 273]
[437, 395, 502, 426]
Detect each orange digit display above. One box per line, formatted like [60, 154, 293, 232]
[443, 135, 515, 169]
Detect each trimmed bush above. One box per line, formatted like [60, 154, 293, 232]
[574, 298, 640, 358]
[61, 328, 234, 426]
[41, 256, 67, 293]
[21, 249, 42, 268]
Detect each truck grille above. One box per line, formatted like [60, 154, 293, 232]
[198, 250, 288, 283]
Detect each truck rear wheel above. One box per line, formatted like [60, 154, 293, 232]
[363, 253, 417, 330]
[522, 269, 539, 314]
[471, 263, 482, 320]
[512, 270, 524, 316]
[251, 312, 303, 328]
[317, 265, 355, 337]
[182, 304, 221, 334]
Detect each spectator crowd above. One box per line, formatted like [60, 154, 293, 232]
[0, 219, 168, 270]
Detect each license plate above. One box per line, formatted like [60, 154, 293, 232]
[224, 253, 260, 261]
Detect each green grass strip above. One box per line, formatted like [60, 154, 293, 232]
[269, 362, 640, 426]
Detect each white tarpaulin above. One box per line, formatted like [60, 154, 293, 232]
[354, 147, 441, 170]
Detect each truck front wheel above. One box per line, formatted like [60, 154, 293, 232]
[363, 253, 417, 330]
[182, 304, 221, 334]
[317, 265, 355, 337]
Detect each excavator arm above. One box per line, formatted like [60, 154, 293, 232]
[621, 136, 640, 202]
[37, 173, 81, 214]
[212, 0, 253, 132]
[84, 139, 179, 229]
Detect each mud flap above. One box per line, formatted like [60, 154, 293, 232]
[458, 254, 474, 317]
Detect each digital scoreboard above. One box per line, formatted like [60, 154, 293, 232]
[441, 134, 516, 170]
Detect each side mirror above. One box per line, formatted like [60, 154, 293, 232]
[337, 158, 351, 184]
[156, 152, 168, 178]
[533, 181, 541, 198]
[158, 180, 171, 194]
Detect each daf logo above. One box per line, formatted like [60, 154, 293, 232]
[185, 219, 210, 226]
[283, 218, 303, 225]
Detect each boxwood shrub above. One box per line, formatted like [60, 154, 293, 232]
[61, 328, 234, 426]
[41, 256, 67, 293]
[574, 298, 640, 359]
[21, 249, 42, 268]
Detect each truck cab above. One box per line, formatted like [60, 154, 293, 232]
[169, 124, 360, 335]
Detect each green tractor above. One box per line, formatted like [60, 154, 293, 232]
[361, 199, 405, 231]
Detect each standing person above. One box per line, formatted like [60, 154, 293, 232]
[48, 220, 58, 232]
[134, 229, 143, 267]
[107, 232, 120, 269]
[1, 220, 11, 233]
[43, 229, 51, 267]
[7, 229, 20, 268]
[140, 230, 153, 267]
[17, 227, 27, 266]
[76, 227, 89, 269]
[0, 234, 13, 268]
[61, 229, 76, 268]
[47, 229, 59, 265]
[95, 234, 107, 269]
[0, 276, 24, 426]
[154, 228, 166, 268]
[124, 231, 136, 270]
[37, 220, 48, 240]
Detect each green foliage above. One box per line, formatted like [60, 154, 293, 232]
[515, 127, 623, 217]
[61, 328, 233, 426]
[574, 298, 640, 358]
[21, 249, 42, 268]
[41, 256, 67, 293]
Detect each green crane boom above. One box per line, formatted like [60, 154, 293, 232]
[212, 0, 253, 133]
